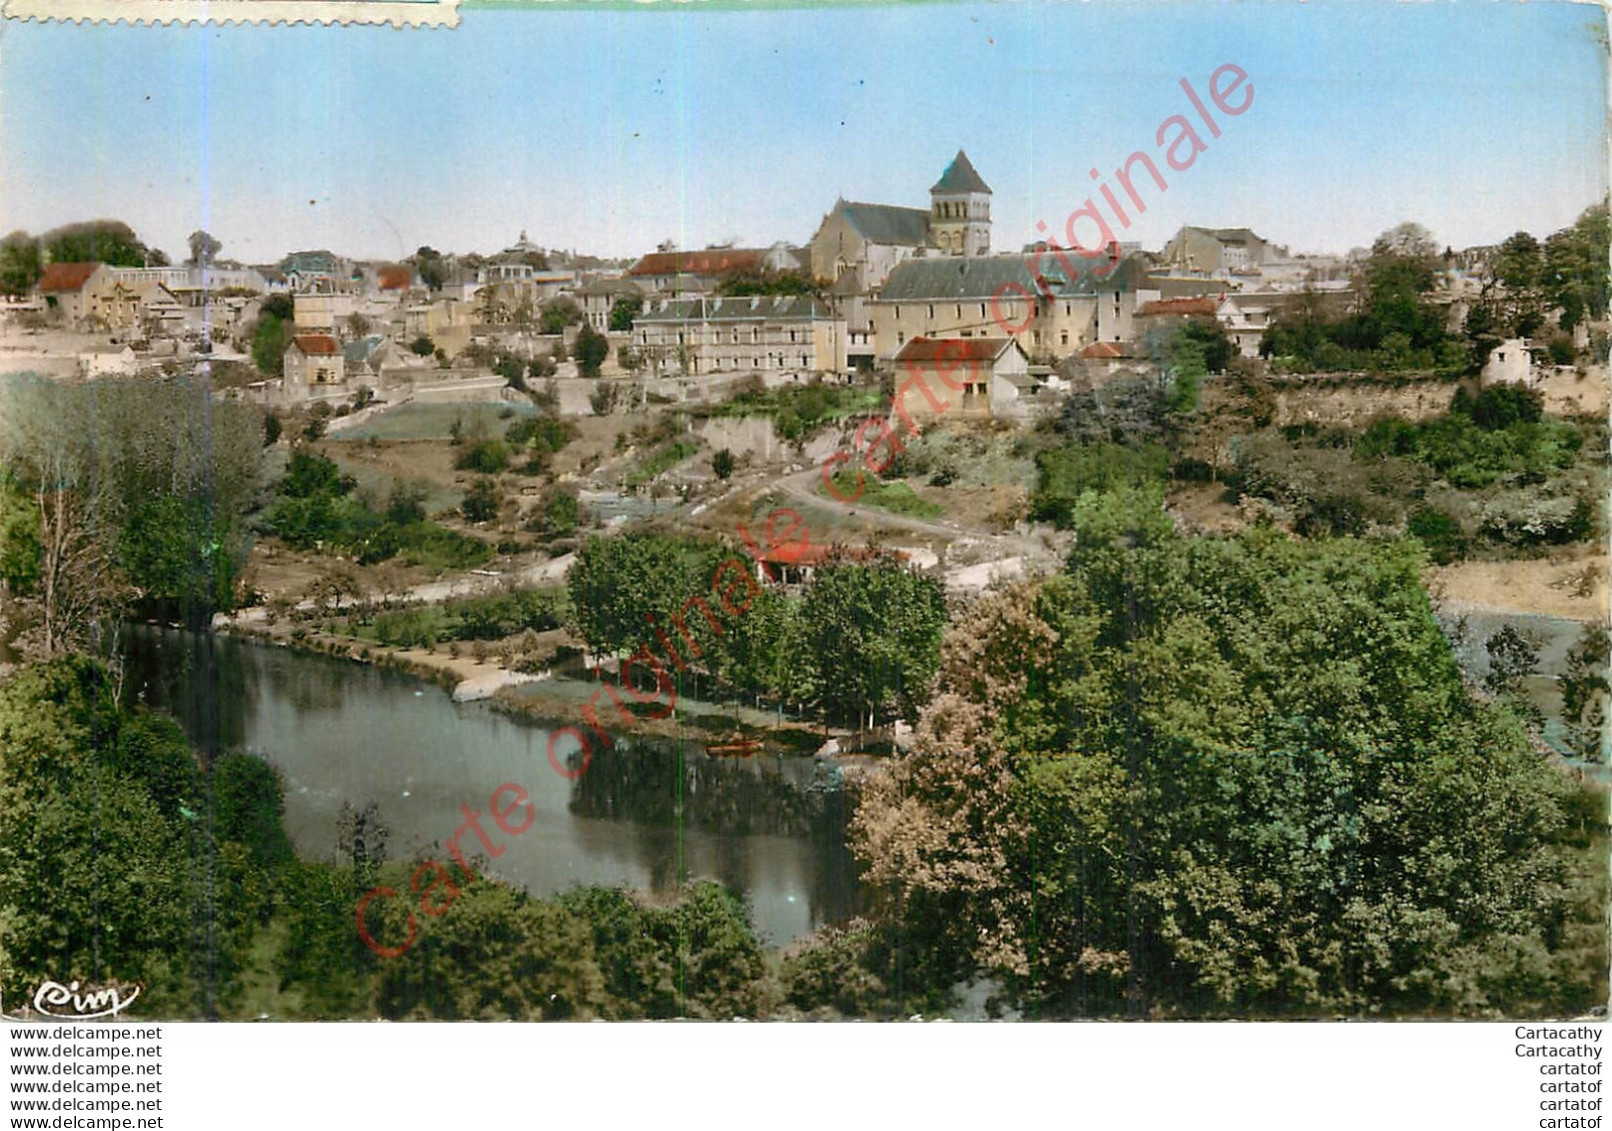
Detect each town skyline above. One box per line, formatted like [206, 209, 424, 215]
[2, 3, 1606, 265]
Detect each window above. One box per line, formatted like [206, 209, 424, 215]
[895, 306, 901, 320]
[897, 331, 905, 345]
[955, 305, 962, 319]
[980, 303, 987, 318]
[928, 305, 934, 319]
[1061, 330, 1069, 346]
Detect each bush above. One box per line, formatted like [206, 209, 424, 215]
[528, 487, 580, 538]
[1029, 443, 1169, 527]
[461, 477, 500, 524]
[1466, 382, 1544, 430]
[455, 440, 509, 474]
[1407, 506, 1466, 563]
[711, 448, 735, 481]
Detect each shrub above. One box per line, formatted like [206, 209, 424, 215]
[461, 477, 501, 524]
[711, 448, 735, 481]
[1407, 506, 1466, 564]
[455, 440, 509, 474]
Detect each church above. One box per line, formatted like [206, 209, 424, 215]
[808, 150, 993, 292]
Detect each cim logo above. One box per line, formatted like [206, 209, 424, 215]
[30, 979, 142, 1020]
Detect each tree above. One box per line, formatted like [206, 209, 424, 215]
[1560, 622, 1609, 763]
[0, 232, 42, 297]
[251, 311, 291, 376]
[851, 498, 1606, 1017]
[566, 532, 726, 658]
[263, 412, 282, 447]
[461, 477, 501, 524]
[797, 555, 947, 729]
[711, 448, 735, 481]
[608, 295, 644, 332]
[541, 297, 583, 335]
[409, 336, 436, 357]
[412, 246, 447, 292]
[187, 230, 223, 267]
[41, 220, 160, 268]
[575, 323, 610, 378]
[1543, 205, 1612, 331]
[718, 268, 818, 297]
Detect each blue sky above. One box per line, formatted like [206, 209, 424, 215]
[0, 2, 1605, 264]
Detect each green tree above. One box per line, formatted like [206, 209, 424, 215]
[540, 297, 582, 335]
[711, 448, 735, 481]
[461, 477, 501, 524]
[0, 232, 42, 297]
[251, 313, 290, 375]
[1561, 622, 1609, 763]
[852, 498, 1606, 1017]
[41, 220, 161, 268]
[575, 323, 611, 379]
[797, 555, 947, 729]
[608, 295, 644, 332]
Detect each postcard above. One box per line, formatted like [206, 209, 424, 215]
[0, 1, 1606, 1123]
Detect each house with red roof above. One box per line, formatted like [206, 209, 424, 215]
[38, 262, 109, 325]
[627, 243, 804, 295]
[282, 333, 345, 399]
[891, 335, 1037, 422]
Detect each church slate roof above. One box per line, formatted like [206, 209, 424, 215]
[836, 201, 931, 247]
[930, 150, 992, 196]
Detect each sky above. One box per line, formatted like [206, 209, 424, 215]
[0, 1, 1606, 265]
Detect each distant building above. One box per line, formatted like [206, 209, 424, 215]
[37, 262, 107, 325]
[630, 294, 843, 376]
[1482, 338, 1532, 385]
[342, 334, 401, 383]
[293, 292, 357, 334]
[1160, 226, 1280, 275]
[809, 150, 994, 291]
[626, 244, 801, 295]
[283, 333, 345, 396]
[79, 343, 139, 377]
[280, 250, 353, 293]
[579, 276, 645, 332]
[927, 150, 993, 258]
[891, 336, 1035, 422]
[870, 251, 1145, 363]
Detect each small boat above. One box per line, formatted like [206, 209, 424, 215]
[704, 739, 760, 758]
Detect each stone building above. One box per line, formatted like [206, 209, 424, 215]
[630, 294, 843, 377]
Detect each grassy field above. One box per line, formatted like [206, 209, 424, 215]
[824, 470, 944, 520]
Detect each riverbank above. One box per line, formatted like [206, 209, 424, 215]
[210, 610, 853, 757]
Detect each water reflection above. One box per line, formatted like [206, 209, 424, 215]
[123, 626, 859, 942]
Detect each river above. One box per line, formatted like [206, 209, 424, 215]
[122, 626, 859, 944]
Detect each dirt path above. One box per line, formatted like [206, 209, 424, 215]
[1430, 553, 1608, 622]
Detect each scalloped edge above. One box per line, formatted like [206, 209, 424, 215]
[3, 0, 459, 26]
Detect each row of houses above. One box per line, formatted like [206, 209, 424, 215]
[19, 149, 1395, 392]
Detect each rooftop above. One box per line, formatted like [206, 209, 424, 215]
[291, 333, 341, 356]
[931, 149, 992, 196]
[835, 201, 931, 247]
[629, 248, 766, 278]
[38, 262, 100, 293]
[877, 251, 1139, 302]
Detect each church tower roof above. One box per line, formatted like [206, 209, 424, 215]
[931, 150, 992, 195]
